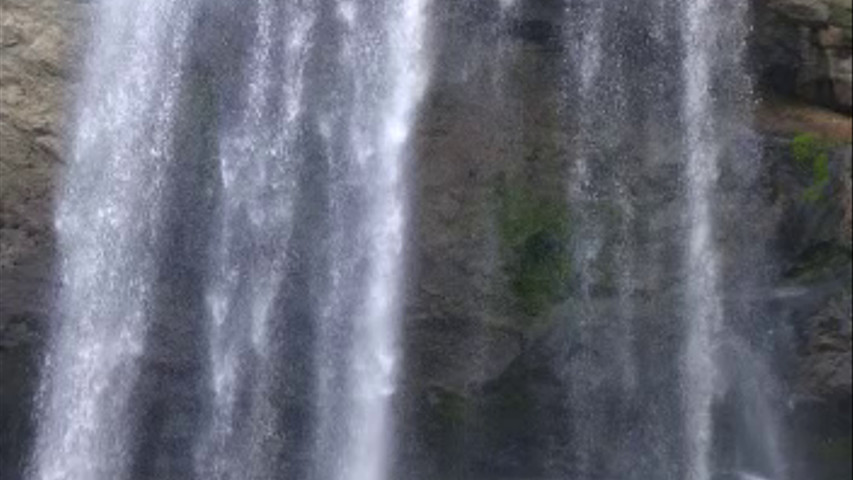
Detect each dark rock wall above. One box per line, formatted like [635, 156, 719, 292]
[753, 0, 853, 113]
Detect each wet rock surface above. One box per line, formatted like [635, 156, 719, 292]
[753, 0, 853, 113]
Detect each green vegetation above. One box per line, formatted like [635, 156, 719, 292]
[791, 133, 833, 203]
[496, 182, 571, 318]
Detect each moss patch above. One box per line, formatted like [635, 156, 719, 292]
[496, 179, 571, 318]
[791, 133, 834, 203]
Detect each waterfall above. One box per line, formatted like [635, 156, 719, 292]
[312, 2, 429, 479]
[195, 1, 314, 477]
[557, 0, 785, 479]
[30, 2, 197, 479]
[29, 1, 430, 479]
[564, 1, 607, 476]
[681, 0, 726, 478]
[678, 1, 784, 479]
[20, 1, 800, 479]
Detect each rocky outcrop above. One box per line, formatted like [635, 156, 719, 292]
[792, 293, 853, 479]
[0, 0, 87, 269]
[753, 0, 853, 113]
[763, 126, 853, 479]
[798, 294, 852, 403]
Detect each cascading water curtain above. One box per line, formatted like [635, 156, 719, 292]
[679, 0, 786, 479]
[25, 0, 793, 478]
[28, 1, 430, 480]
[28, 2, 197, 480]
[681, 0, 727, 478]
[310, 1, 430, 480]
[195, 1, 315, 478]
[559, 0, 787, 479]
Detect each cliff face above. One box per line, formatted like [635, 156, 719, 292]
[751, 4, 853, 466]
[0, 0, 851, 478]
[759, 134, 852, 479]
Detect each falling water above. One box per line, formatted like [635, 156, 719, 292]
[564, 1, 606, 476]
[22, 1, 798, 479]
[681, 0, 726, 478]
[29, 1, 430, 479]
[679, 1, 785, 479]
[29, 2, 196, 479]
[316, 2, 430, 479]
[557, 0, 785, 479]
[196, 1, 314, 477]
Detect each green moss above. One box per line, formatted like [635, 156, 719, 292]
[791, 133, 833, 203]
[496, 181, 571, 318]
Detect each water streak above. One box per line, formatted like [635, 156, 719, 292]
[316, 2, 430, 479]
[30, 2, 196, 479]
[197, 2, 315, 477]
[681, 0, 725, 478]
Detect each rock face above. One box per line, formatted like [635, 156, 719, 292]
[754, 0, 853, 113]
[758, 132, 853, 479]
[793, 293, 852, 479]
[0, 0, 851, 479]
[0, 0, 86, 270]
